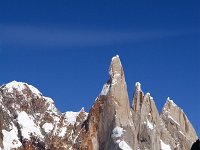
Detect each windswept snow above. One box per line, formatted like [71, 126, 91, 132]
[44, 96, 58, 113]
[42, 123, 54, 133]
[5, 81, 25, 93]
[145, 92, 153, 100]
[64, 111, 79, 125]
[147, 120, 154, 130]
[17, 111, 43, 140]
[116, 140, 132, 150]
[135, 82, 141, 91]
[167, 97, 177, 107]
[63, 109, 87, 127]
[160, 140, 171, 150]
[101, 83, 110, 95]
[2, 123, 22, 149]
[44, 96, 54, 103]
[4, 81, 41, 97]
[112, 55, 119, 61]
[112, 126, 125, 138]
[58, 127, 67, 137]
[27, 84, 41, 96]
[112, 78, 118, 85]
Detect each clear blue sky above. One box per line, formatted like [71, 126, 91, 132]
[0, 1, 199, 136]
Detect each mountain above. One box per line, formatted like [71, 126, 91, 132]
[0, 55, 198, 150]
[0, 81, 88, 150]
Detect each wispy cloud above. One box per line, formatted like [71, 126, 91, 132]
[0, 24, 196, 48]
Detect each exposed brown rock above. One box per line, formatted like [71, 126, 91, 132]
[0, 81, 88, 150]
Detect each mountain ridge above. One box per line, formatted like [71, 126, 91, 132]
[0, 55, 198, 150]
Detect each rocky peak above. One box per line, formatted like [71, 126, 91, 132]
[109, 55, 121, 77]
[81, 55, 198, 150]
[80, 55, 134, 150]
[1, 81, 42, 98]
[109, 55, 132, 126]
[0, 81, 88, 150]
[161, 97, 198, 149]
[135, 82, 141, 91]
[132, 84, 169, 150]
[132, 82, 144, 112]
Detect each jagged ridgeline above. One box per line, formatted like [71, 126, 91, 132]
[0, 55, 198, 150]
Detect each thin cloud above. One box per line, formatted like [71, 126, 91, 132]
[0, 24, 196, 48]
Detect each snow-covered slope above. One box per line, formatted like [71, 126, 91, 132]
[0, 81, 88, 150]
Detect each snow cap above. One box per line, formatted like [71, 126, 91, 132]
[145, 92, 153, 100]
[111, 55, 119, 61]
[3, 80, 42, 97]
[135, 82, 141, 91]
[166, 97, 176, 106]
[109, 55, 124, 85]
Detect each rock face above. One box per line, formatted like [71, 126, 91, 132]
[0, 55, 198, 150]
[132, 87, 175, 150]
[161, 98, 198, 150]
[80, 55, 134, 150]
[0, 81, 88, 150]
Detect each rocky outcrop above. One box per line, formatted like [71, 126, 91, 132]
[0, 81, 88, 150]
[132, 86, 175, 150]
[0, 55, 198, 150]
[80, 55, 197, 150]
[80, 55, 134, 150]
[161, 97, 198, 149]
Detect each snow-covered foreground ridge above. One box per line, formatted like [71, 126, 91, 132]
[0, 55, 198, 150]
[0, 80, 88, 150]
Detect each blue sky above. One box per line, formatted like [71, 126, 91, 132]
[0, 1, 199, 136]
